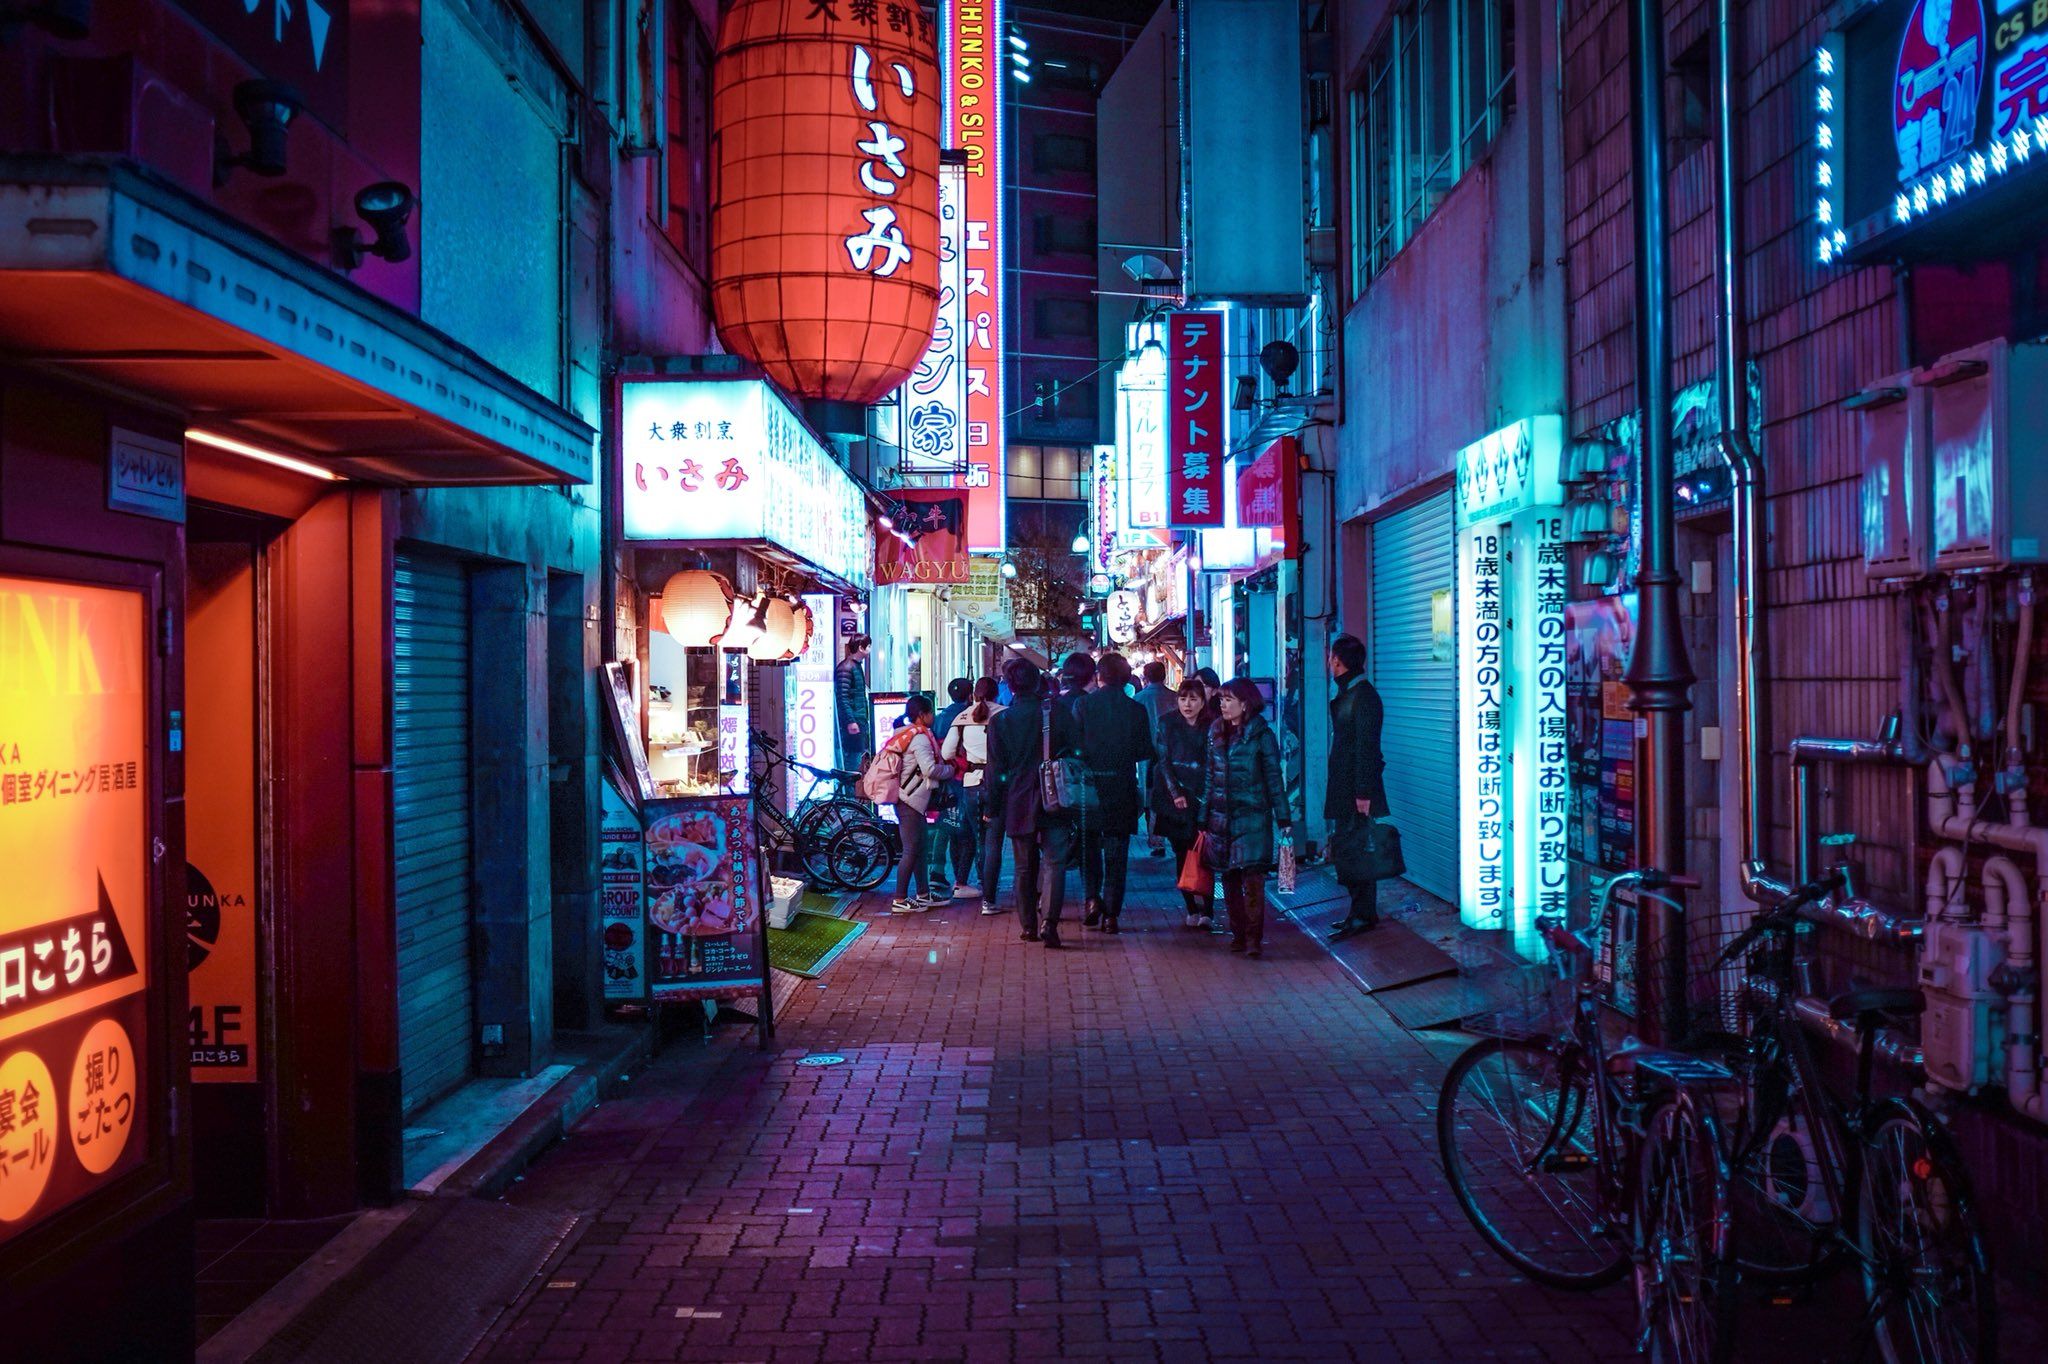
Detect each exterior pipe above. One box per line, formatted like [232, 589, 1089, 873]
[1926, 844, 1966, 922]
[1713, 0, 1773, 903]
[1935, 593, 1975, 782]
[2004, 580, 2034, 825]
[1785, 734, 1908, 886]
[1808, 897, 1925, 946]
[1748, 975, 1926, 1078]
[1981, 854, 2024, 935]
[1625, 0, 1697, 1043]
[1929, 754, 2048, 864]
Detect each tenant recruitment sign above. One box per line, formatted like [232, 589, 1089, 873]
[1166, 310, 1226, 528]
[0, 577, 152, 1246]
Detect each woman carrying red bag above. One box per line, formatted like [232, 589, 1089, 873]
[1151, 682, 1213, 928]
[1198, 679, 1293, 959]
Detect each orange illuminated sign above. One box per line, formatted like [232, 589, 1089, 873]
[0, 576, 150, 1245]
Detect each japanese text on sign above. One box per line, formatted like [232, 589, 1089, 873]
[1166, 311, 1227, 528]
[945, 0, 1007, 549]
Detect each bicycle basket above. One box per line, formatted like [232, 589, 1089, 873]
[1635, 901, 1758, 1042]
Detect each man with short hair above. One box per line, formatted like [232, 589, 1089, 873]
[1325, 633, 1390, 938]
[987, 659, 1082, 947]
[835, 634, 874, 772]
[1133, 660, 1176, 857]
[933, 677, 973, 743]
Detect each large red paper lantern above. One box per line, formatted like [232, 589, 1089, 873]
[710, 0, 942, 405]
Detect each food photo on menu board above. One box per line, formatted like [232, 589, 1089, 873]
[644, 798, 763, 996]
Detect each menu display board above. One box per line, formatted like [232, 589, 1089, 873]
[600, 779, 646, 1001]
[0, 576, 152, 1246]
[644, 796, 768, 1004]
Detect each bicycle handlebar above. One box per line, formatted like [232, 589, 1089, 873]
[1709, 868, 1849, 970]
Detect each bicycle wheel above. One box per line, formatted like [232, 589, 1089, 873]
[1858, 1101, 1997, 1364]
[796, 797, 868, 848]
[1635, 1092, 1737, 1364]
[1437, 1036, 1631, 1288]
[825, 823, 894, 893]
[1690, 1030, 1839, 1283]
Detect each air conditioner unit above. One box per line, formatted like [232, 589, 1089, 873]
[1853, 373, 1927, 582]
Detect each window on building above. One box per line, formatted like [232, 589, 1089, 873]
[1037, 55, 1102, 93]
[1346, 0, 1515, 292]
[1033, 296, 1095, 339]
[1033, 214, 1096, 255]
[1032, 133, 1095, 174]
[658, 0, 712, 269]
[1005, 443, 1088, 500]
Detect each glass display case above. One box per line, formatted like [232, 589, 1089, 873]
[645, 633, 750, 797]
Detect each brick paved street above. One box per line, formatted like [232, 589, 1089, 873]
[476, 854, 1637, 1363]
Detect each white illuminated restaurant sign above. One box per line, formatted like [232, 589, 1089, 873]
[1116, 331, 1168, 532]
[621, 379, 872, 591]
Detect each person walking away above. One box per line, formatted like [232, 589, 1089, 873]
[1325, 634, 1390, 938]
[1075, 652, 1154, 933]
[986, 660, 1081, 946]
[933, 677, 972, 743]
[1151, 681, 1213, 927]
[1200, 679, 1292, 959]
[942, 677, 1004, 911]
[877, 695, 950, 914]
[1134, 661, 1176, 731]
[835, 634, 874, 772]
[1055, 651, 1095, 714]
[1133, 662, 1175, 858]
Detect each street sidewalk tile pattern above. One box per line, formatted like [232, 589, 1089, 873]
[480, 856, 1636, 1361]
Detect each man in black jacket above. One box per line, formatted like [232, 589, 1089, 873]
[987, 659, 1081, 947]
[1325, 633, 1390, 938]
[834, 633, 873, 771]
[1075, 652, 1154, 932]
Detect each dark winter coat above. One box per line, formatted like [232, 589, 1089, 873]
[1149, 711, 1209, 842]
[987, 692, 1082, 837]
[834, 657, 871, 750]
[1199, 715, 1291, 872]
[1324, 671, 1390, 820]
[1075, 686, 1156, 836]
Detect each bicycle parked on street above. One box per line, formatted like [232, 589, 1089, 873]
[744, 730, 895, 892]
[1438, 868, 1741, 1363]
[1695, 870, 1996, 1364]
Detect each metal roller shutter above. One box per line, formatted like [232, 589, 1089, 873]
[393, 553, 474, 1117]
[1371, 491, 1458, 903]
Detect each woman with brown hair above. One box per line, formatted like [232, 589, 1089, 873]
[1198, 679, 1292, 958]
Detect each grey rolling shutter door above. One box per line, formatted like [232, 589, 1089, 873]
[393, 553, 474, 1117]
[1371, 492, 1458, 903]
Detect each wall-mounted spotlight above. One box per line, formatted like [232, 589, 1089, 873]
[214, 79, 303, 186]
[332, 181, 415, 271]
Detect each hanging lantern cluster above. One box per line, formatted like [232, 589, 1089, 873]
[660, 570, 736, 648]
[748, 597, 799, 661]
[786, 599, 815, 660]
[708, 0, 941, 403]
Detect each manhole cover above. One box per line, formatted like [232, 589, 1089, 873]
[797, 1053, 848, 1067]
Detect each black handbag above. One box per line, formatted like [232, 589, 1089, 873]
[1332, 816, 1404, 884]
[1037, 701, 1099, 820]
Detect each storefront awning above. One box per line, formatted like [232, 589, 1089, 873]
[0, 158, 593, 486]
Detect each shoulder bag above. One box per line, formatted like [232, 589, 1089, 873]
[1038, 701, 1099, 819]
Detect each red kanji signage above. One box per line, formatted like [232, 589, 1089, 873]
[1167, 311, 1227, 528]
[1236, 435, 1300, 558]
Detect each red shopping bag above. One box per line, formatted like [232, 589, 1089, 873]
[1178, 835, 1211, 894]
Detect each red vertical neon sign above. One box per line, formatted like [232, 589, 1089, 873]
[945, 0, 1006, 551]
[1167, 310, 1226, 528]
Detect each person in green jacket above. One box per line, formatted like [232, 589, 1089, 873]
[1199, 678, 1293, 959]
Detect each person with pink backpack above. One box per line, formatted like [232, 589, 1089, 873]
[862, 694, 954, 913]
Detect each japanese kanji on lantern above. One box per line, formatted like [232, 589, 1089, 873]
[709, 0, 942, 404]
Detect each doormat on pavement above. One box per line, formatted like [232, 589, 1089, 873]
[799, 888, 859, 919]
[768, 911, 867, 978]
[1328, 921, 1460, 993]
[1373, 974, 1495, 1031]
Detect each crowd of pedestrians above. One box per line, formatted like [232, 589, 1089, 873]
[841, 635, 1392, 958]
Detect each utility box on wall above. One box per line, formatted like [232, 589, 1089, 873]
[1855, 373, 1927, 582]
[1926, 338, 2048, 572]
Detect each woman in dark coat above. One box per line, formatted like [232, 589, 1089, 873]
[1151, 682, 1213, 928]
[1075, 651, 1155, 933]
[1199, 678, 1293, 959]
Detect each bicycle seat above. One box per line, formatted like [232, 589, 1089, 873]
[1828, 987, 1924, 1028]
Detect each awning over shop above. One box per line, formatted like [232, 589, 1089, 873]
[0, 158, 594, 486]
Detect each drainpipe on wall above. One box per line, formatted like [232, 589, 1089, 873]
[1626, 0, 1697, 1041]
[1713, 0, 1773, 905]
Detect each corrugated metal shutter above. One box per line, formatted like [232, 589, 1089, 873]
[393, 553, 474, 1117]
[1371, 491, 1458, 903]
